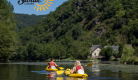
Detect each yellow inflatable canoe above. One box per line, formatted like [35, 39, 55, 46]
[45, 66, 58, 71]
[65, 70, 88, 78]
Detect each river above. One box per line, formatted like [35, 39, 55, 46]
[0, 61, 138, 80]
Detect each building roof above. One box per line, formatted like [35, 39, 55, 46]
[90, 45, 102, 51]
[104, 46, 119, 52]
[125, 44, 132, 47]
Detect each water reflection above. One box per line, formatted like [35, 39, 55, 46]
[56, 77, 64, 80]
[66, 77, 87, 80]
[46, 71, 64, 80]
[1, 61, 138, 80]
[91, 63, 100, 72]
[47, 72, 56, 80]
[45, 70, 87, 80]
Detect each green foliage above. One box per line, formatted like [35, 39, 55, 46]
[100, 47, 114, 60]
[15, 13, 47, 29]
[100, 48, 106, 56]
[53, 43, 66, 59]
[134, 47, 138, 56]
[118, 43, 125, 57]
[122, 46, 135, 57]
[45, 46, 53, 58]
[120, 46, 137, 64]
[0, 22, 12, 60]
[6, 0, 138, 61]
[72, 24, 83, 40]
[0, 0, 17, 60]
[87, 7, 98, 20]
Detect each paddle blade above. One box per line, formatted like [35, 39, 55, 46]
[85, 63, 93, 66]
[56, 70, 64, 75]
[66, 68, 70, 71]
[59, 67, 64, 70]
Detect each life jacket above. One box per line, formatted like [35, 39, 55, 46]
[48, 62, 55, 69]
[75, 66, 81, 73]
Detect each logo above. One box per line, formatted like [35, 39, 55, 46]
[34, 0, 53, 11]
[18, 0, 54, 11]
[18, 0, 41, 5]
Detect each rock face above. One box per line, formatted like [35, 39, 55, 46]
[94, 3, 99, 8]
[77, 0, 83, 6]
[93, 17, 100, 25]
[89, 17, 100, 29]
[94, 27, 105, 37]
[88, 0, 93, 3]
[76, 0, 83, 12]
[59, 0, 103, 36]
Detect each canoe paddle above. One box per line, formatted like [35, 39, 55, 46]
[85, 63, 93, 66]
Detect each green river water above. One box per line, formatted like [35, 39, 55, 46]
[0, 61, 138, 80]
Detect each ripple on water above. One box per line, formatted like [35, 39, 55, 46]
[99, 77, 122, 79]
[98, 64, 138, 73]
[31, 70, 57, 75]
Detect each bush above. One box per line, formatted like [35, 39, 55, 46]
[100, 48, 107, 56]
[100, 46, 114, 60]
[120, 46, 137, 64]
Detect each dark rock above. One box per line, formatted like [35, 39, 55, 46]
[77, 6, 80, 10]
[94, 3, 99, 8]
[88, 0, 93, 3]
[77, 0, 83, 6]
[94, 27, 105, 37]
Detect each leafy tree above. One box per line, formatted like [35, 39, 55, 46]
[0, 0, 17, 60]
[104, 47, 113, 60]
[100, 47, 114, 60]
[45, 46, 53, 58]
[53, 43, 66, 60]
[120, 46, 136, 64]
[0, 22, 13, 60]
[134, 47, 138, 56]
[87, 7, 98, 20]
[72, 24, 83, 40]
[100, 48, 107, 56]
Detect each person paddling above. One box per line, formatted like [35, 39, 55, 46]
[48, 58, 58, 69]
[69, 60, 84, 74]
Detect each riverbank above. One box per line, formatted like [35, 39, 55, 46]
[0, 58, 99, 63]
[45, 58, 99, 62]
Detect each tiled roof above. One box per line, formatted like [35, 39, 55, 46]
[90, 45, 102, 51]
[104, 46, 119, 52]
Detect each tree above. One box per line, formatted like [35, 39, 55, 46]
[100, 48, 107, 56]
[105, 47, 114, 60]
[72, 24, 83, 40]
[100, 47, 114, 60]
[45, 46, 53, 58]
[0, 0, 17, 60]
[0, 22, 13, 60]
[120, 46, 136, 64]
[53, 43, 66, 60]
